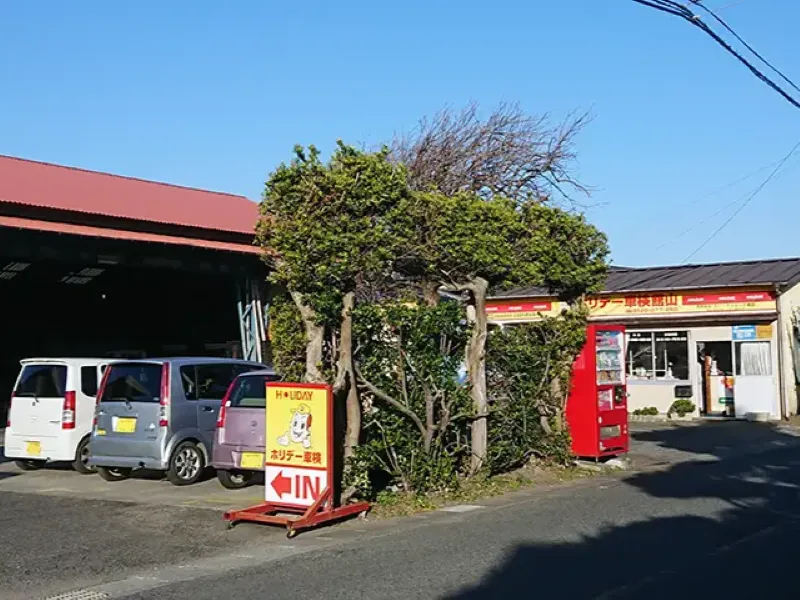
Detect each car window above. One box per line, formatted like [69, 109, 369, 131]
[179, 366, 198, 400]
[99, 363, 162, 403]
[230, 374, 279, 408]
[15, 364, 67, 398]
[81, 366, 99, 397]
[195, 364, 236, 401]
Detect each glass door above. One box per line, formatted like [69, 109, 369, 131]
[596, 330, 625, 387]
[733, 341, 775, 417]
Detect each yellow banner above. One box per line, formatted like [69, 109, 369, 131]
[487, 289, 776, 322]
[265, 383, 329, 470]
[586, 290, 776, 317]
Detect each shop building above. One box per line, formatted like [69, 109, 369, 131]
[487, 259, 800, 420]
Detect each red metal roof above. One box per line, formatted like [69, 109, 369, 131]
[0, 155, 259, 235]
[0, 215, 261, 255]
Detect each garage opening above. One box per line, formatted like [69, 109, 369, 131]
[0, 231, 264, 423]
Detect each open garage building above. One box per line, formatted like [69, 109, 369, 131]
[0, 155, 268, 422]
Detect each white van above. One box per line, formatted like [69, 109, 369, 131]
[5, 358, 109, 473]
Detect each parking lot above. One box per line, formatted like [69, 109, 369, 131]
[4, 420, 800, 600]
[0, 431, 265, 512]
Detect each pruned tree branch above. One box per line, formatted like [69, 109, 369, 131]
[355, 364, 427, 438]
[391, 101, 592, 206]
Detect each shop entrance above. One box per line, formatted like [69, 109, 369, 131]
[697, 341, 734, 416]
[696, 337, 776, 418]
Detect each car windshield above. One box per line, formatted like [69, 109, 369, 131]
[99, 363, 162, 403]
[14, 364, 67, 398]
[229, 374, 278, 408]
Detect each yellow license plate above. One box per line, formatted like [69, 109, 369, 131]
[26, 441, 41, 456]
[240, 452, 264, 469]
[113, 418, 137, 433]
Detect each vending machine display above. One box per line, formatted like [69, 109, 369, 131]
[566, 324, 629, 459]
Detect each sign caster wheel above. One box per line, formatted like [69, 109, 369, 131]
[286, 528, 298, 539]
[358, 511, 369, 520]
[225, 522, 235, 531]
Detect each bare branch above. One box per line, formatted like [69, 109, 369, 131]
[391, 102, 592, 206]
[355, 365, 427, 438]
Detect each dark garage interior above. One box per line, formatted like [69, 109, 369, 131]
[0, 228, 264, 422]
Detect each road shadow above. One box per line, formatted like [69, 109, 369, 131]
[445, 424, 800, 599]
[630, 420, 797, 458]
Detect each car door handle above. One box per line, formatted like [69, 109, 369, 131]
[201, 406, 215, 412]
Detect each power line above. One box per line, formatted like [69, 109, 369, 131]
[690, 1, 800, 94]
[681, 139, 800, 263]
[654, 157, 800, 251]
[630, 0, 800, 110]
[714, 0, 746, 11]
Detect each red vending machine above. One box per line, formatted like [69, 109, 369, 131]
[566, 323, 629, 459]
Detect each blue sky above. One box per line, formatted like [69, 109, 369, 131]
[1, 1, 798, 267]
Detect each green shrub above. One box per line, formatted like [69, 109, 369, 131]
[632, 407, 659, 416]
[485, 310, 588, 474]
[668, 399, 696, 418]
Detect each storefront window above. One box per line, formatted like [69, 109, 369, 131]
[735, 341, 772, 376]
[626, 331, 689, 381]
[627, 332, 654, 380]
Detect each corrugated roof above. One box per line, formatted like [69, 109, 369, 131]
[494, 258, 800, 298]
[0, 155, 259, 235]
[0, 215, 261, 255]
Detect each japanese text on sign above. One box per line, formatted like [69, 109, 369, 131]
[265, 383, 329, 470]
[486, 289, 777, 322]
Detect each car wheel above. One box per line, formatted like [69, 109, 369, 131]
[167, 441, 205, 486]
[97, 466, 132, 482]
[217, 469, 253, 490]
[14, 459, 45, 471]
[72, 436, 96, 474]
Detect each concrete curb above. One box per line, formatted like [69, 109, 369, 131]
[628, 414, 696, 423]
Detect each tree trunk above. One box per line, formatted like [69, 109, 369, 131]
[465, 277, 489, 475]
[291, 291, 324, 383]
[422, 282, 441, 307]
[334, 292, 361, 459]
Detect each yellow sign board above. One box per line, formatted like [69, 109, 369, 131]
[265, 383, 330, 470]
[487, 289, 777, 323]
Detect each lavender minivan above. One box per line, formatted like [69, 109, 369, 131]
[212, 369, 279, 489]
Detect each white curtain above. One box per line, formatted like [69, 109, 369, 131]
[739, 342, 771, 376]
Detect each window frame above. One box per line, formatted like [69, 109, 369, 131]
[625, 330, 691, 382]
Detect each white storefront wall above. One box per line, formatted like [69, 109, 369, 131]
[626, 321, 781, 419]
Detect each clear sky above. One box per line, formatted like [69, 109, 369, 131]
[1, 1, 798, 267]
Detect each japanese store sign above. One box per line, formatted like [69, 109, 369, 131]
[484, 301, 561, 322]
[486, 290, 776, 322]
[265, 382, 331, 508]
[587, 290, 776, 318]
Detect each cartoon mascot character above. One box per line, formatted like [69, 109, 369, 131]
[277, 404, 313, 449]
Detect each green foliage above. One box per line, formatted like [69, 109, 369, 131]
[352, 299, 471, 493]
[632, 407, 660, 416]
[258, 142, 410, 322]
[393, 191, 527, 287]
[392, 192, 608, 300]
[267, 292, 306, 382]
[485, 309, 589, 474]
[669, 399, 696, 418]
[510, 204, 609, 300]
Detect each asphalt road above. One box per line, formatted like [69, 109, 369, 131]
[0, 490, 279, 600]
[123, 442, 800, 600]
[4, 421, 800, 600]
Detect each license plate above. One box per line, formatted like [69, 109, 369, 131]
[113, 417, 137, 433]
[26, 441, 41, 456]
[240, 452, 264, 469]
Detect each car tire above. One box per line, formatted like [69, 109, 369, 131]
[217, 469, 254, 490]
[97, 466, 132, 482]
[14, 459, 45, 471]
[72, 436, 96, 474]
[167, 441, 205, 486]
